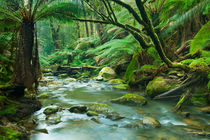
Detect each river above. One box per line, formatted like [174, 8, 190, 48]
[30, 76, 210, 140]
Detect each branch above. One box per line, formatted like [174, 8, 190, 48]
[106, 0, 117, 22]
[110, 0, 146, 26]
[73, 18, 110, 24]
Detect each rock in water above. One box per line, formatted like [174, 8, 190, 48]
[111, 94, 147, 106]
[69, 105, 87, 113]
[43, 107, 59, 115]
[46, 114, 61, 125]
[142, 116, 161, 128]
[86, 111, 98, 116]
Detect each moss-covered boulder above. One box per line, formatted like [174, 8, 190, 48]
[86, 111, 98, 116]
[69, 105, 87, 114]
[108, 79, 125, 84]
[113, 84, 129, 90]
[146, 77, 177, 98]
[88, 104, 113, 115]
[87, 104, 124, 121]
[98, 67, 116, 80]
[0, 126, 24, 140]
[111, 94, 147, 106]
[141, 116, 161, 128]
[43, 107, 59, 115]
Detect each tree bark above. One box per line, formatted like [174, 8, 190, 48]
[14, 20, 35, 90]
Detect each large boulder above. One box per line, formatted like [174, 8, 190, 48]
[111, 94, 147, 106]
[145, 77, 177, 98]
[98, 67, 116, 80]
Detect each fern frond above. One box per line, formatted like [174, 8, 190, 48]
[34, 2, 82, 22]
[162, 0, 209, 37]
[190, 21, 210, 55]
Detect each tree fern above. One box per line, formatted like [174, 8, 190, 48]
[190, 21, 210, 55]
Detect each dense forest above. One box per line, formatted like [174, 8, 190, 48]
[0, 0, 209, 139]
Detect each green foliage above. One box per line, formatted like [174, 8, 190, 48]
[88, 35, 139, 66]
[147, 47, 162, 65]
[124, 53, 139, 82]
[160, 0, 209, 36]
[0, 126, 22, 140]
[190, 21, 210, 55]
[181, 58, 209, 68]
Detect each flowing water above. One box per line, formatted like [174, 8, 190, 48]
[30, 76, 210, 140]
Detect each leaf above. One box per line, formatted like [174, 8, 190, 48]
[190, 21, 210, 55]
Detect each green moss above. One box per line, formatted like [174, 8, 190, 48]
[145, 77, 176, 98]
[111, 94, 147, 106]
[108, 79, 125, 84]
[0, 126, 22, 140]
[86, 111, 98, 116]
[38, 93, 49, 99]
[44, 73, 53, 76]
[190, 88, 208, 106]
[88, 104, 113, 115]
[113, 84, 129, 90]
[0, 96, 19, 117]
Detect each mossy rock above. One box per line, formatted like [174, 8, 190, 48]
[58, 73, 68, 78]
[108, 79, 125, 84]
[111, 94, 147, 106]
[113, 84, 129, 90]
[145, 77, 177, 98]
[98, 67, 116, 80]
[43, 107, 59, 115]
[46, 113, 61, 125]
[44, 73, 53, 76]
[69, 105, 87, 114]
[86, 111, 98, 116]
[0, 126, 23, 140]
[38, 93, 49, 99]
[88, 104, 113, 115]
[141, 116, 161, 128]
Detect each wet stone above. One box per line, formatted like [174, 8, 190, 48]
[43, 107, 59, 115]
[69, 105, 87, 114]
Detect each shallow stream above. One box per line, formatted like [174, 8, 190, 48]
[30, 76, 210, 140]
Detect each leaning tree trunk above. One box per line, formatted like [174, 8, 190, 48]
[13, 20, 35, 90]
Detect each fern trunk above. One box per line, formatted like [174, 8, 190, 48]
[13, 20, 36, 90]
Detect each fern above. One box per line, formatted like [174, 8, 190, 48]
[190, 21, 210, 55]
[88, 34, 140, 66]
[161, 0, 209, 37]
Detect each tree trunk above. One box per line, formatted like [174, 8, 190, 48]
[50, 20, 60, 51]
[13, 20, 35, 90]
[81, 0, 89, 37]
